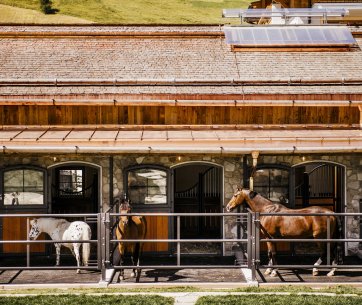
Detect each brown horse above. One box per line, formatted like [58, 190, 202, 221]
[226, 188, 342, 277]
[115, 200, 147, 282]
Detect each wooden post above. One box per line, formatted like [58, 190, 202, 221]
[250, 151, 259, 191]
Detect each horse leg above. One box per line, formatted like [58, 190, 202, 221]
[327, 244, 340, 277]
[327, 259, 338, 277]
[73, 243, 81, 274]
[132, 243, 142, 282]
[313, 241, 326, 276]
[312, 257, 323, 276]
[130, 244, 137, 278]
[55, 243, 61, 266]
[264, 248, 273, 275]
[265, 241, 278, 277]
[117, 246, 125, 282]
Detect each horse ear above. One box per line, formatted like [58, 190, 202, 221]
[237, 186, 243, 191]
[30, 219, 36, 225]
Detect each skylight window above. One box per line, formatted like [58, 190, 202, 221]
[223, 26, 357, 49]
[222, 8, 349, 19]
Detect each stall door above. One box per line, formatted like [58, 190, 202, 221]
[174, 164, 222, 253]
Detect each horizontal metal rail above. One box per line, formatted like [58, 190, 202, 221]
[0, 266, 99, 271]
[0, 240, 98, 244]
[259, 212, 362, 216]
[112, 265, 248, 270]
[110, 212, 247, 216]
[257, 265, 362, 269]
[0, 213, 97, 218]
[110, 239, 247, 243]
[259, 238, 362, 242]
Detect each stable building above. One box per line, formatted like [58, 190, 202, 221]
[0, 24, 361, 259]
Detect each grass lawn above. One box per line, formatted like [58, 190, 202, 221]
[0, 0, 249, 24]
[0, 285, 361, 295]
[0, 4, 91, 23]
[0, 295, 174, 305]
[195, 295, 362, 305]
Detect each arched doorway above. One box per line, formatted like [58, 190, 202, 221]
[293, 161, 345, 213]
[49, 162, 100, 214]
[47, 162, 100, 263]
[251, 161, 345, 256]
[292, 161, 345, 255]
[173, 162, 223, 254]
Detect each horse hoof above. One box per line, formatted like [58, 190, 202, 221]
[270, 270, 278, 277]
[77, 269, 80, 274]
[312, 270, 319, 276]
[264, 268, 272, 275]
[327, 271, 335, 277]
[130, 272, 136, 278]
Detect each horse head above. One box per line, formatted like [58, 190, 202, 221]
[29, 219, 41, 240]
[119, 200, 132, 226]
[225, 187, 251, 212]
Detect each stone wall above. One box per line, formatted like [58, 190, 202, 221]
[0, 152, 361, 256]
[224, 153, 362, 256]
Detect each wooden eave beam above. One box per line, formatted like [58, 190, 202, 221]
[1, 78, 362, 86]
[0, 98, 361, 107]
[0, 123, 360, 131]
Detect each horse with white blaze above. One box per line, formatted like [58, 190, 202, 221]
[29, 218, 92, 273]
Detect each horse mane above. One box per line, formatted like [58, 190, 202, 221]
[249, 190, 258, 199]
[247, 189, 275, 204]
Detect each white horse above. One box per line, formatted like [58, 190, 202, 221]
[29, 218, 92, 273]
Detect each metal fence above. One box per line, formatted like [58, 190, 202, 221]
[0, 211, 361, 284]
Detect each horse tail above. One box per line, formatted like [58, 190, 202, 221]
[333, 215, 344, 265]
[82, 224, 92, 266]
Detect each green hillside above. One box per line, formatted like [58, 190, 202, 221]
[0, 4, 91, 23]
[0, 0, 249, 24]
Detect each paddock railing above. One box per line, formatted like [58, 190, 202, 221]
[0, 211, 361, 283]
[0, 213, 101, 271]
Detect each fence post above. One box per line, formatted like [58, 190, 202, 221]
[250, 212, 260, 282]
[247, 211, 252, 269]
[100, 212, 111, 282]
[26, 217, 30, 267]
[327, 216, 331, 266]
[177, 215, 181, 267]
[97, 213, 102, 270]
[249, 211, 260, 282]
